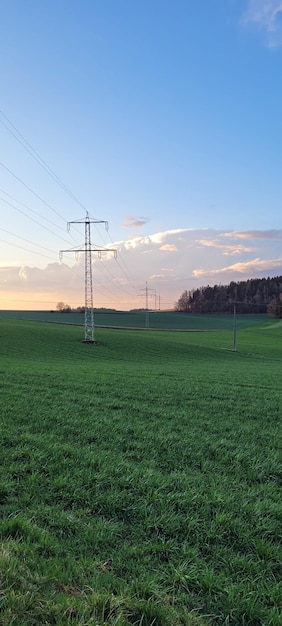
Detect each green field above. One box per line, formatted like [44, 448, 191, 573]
[0, 309, 270, 331]
[0, 319, 281, 625]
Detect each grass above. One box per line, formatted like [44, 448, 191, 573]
[0, 308, 270, 330]
[0, 318, 281, 625]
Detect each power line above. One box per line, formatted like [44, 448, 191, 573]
[0, 298, 62, 304]
[0, 160, 67, 223]
[0, 160, 84, 244]
[84, 260, 138, 304]
[0, 188, 67, 233]
[0, 229, 130, 307]
[0, 226, 59, 256]
[97, 257, 136, 298]
[0, 108, 88, 213]
[0, 111, 141, 299]
[0, 195, 78, 247]
[87, 221, 138, 292]
[107, 227, 138, 288]
[0, 232, 82, 268]
[0, 237, 58, 262]
[0, 112, 149, 310]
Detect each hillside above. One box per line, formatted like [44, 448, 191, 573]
[176, 275, 282, 314]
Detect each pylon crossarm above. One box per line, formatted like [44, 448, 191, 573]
[60, 247, 116, 254]
[67, 217, 108, 227]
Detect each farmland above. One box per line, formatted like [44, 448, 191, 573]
[0, 318, 281, 625]
[0, 308, 270, 331]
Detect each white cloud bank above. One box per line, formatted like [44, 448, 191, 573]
[1, 228, 282, 309]
[242, 0, 282, 47]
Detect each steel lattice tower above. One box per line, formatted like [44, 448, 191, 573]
[139, 280, 154, 310]
[84, 213, 95, 342]
[60, 211, 117, 343]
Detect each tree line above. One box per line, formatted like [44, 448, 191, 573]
[175, 276, 282, 317]
[55, 302, 117, 313]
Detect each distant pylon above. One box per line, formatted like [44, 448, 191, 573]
[154, 290, 161, 311]
[139, 280, 154, 310]
[60, 211, 117, 343]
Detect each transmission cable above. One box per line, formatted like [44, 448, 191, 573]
[0, 237, 59, 262]
[0, 196, 80, 248]
[97, 257, 138, 299]
[0, 109, 89, 213]
[94, 221, 138, 291]
[0, 111, 140, 293]
[0, 188, 68, 233]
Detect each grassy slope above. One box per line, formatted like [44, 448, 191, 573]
[0, 309, 270, 330]
[0, 320, 281, 625]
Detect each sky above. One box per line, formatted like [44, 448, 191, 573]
[1, 0, 282, 310]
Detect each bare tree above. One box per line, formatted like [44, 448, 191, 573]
[56, 302, 71, 313]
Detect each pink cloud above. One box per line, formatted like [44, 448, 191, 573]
[193, 257, 282, 278]
[122, 215, 149, 228]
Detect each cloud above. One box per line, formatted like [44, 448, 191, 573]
[160, 267, 175, 273]
[0, 262, 85, 308]
[149, 267, 177, 281]
[196, 238, 255, 254]
[242, 1, 282, 47]
[0, 262, 82, 292]
[113, 277, 129, 286]
[193, 257, 282, 278]
[159, 244, 177, 252]
[2, 227, 282, 310]
[122, 215, 149, 228]
[115, 228, 190, 251]
[221, 229, 282, 240]
[149, 274, 167, 280]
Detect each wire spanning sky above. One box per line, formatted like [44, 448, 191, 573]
[1, 0, 282, 310]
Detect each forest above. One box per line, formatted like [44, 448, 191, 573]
[175, 275, 282, 316]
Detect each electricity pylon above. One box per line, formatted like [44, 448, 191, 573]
[60, 211, 117, 343]
[139, 280, 154, 310]
[154, 290, 161, 311]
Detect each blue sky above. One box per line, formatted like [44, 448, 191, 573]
[1, 0, 282, 309]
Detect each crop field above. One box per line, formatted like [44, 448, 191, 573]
[0, 318, 281, 625]
[0, 309, 270, 331]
